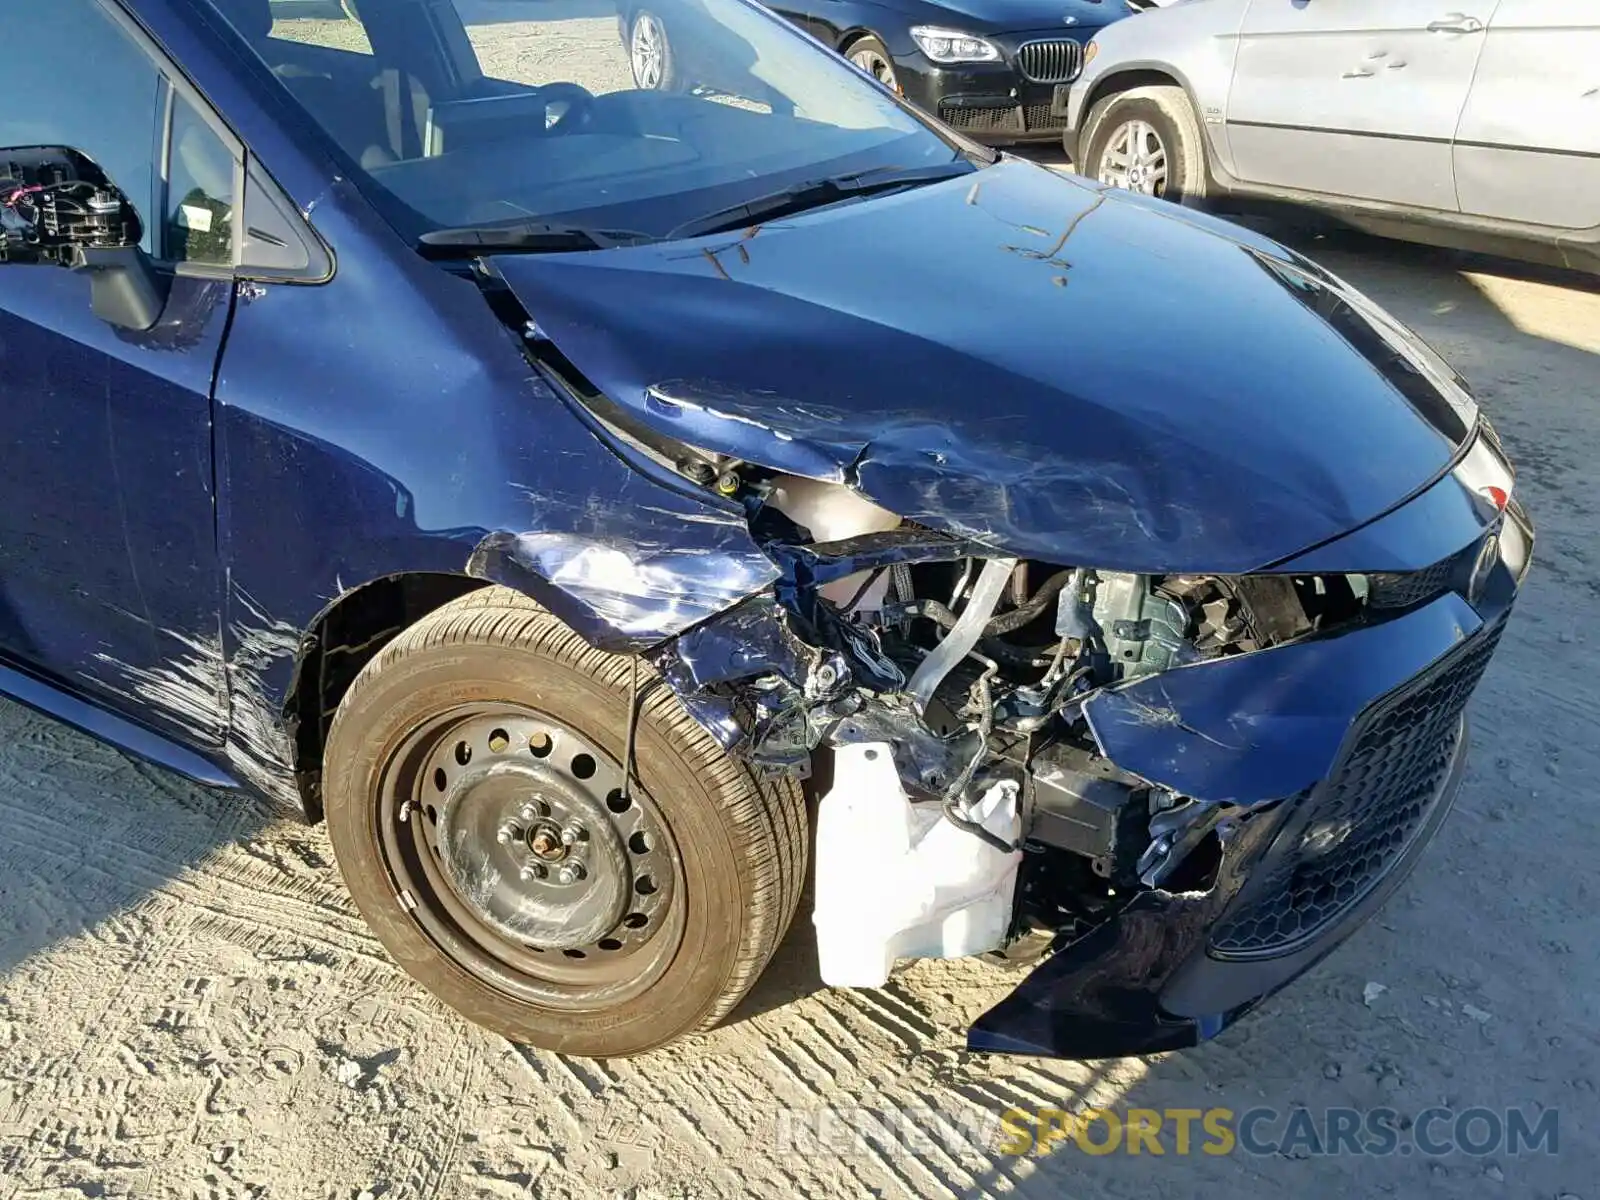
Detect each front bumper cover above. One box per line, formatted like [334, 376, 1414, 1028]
[968, 501, 1532, 1059]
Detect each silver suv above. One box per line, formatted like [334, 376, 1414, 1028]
[1065, 0, 1600, 271]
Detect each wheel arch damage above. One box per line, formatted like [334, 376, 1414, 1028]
[285, 571, 491, 821]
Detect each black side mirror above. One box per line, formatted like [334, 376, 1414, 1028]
[0, 146, 169, 331]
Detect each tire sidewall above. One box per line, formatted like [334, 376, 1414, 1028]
[323, 638, 749, 1056]
[1084, 91, 1206, 206]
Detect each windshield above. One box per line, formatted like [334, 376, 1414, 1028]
[206, 0, 964, 243]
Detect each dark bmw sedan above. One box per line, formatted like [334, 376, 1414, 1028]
[0, 0, 1530, 1061]
[621, 0, 1133, 144]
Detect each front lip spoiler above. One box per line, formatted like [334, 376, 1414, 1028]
[967, 718, 1470, 1059]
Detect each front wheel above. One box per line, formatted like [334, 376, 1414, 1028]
[1079, 85, 1208, 205]
[321, 587, 807, 1057]
[845, 35, 898, 91]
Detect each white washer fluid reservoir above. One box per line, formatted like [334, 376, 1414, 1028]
[812, 741, 1022, 987]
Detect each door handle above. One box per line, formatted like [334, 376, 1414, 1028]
[1343, 66, 1376, 78]
[1428, 13, 1485, 34]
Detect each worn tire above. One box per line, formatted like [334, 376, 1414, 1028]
[1079, 84, 1209, 206]
[322, 586, 807, 1056]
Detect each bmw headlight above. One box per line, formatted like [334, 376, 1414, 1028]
[910, 26, 1002, 64]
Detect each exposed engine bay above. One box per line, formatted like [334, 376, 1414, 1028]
[639, 456, 1371, 977]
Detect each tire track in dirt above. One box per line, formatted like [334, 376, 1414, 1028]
[0, 905, 198, 1199]
[0, 801, 389, 972]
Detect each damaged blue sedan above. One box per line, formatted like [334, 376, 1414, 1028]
[0, 0, 1531, 1059]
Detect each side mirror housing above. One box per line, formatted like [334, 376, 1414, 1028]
[0, 145, 168, 330]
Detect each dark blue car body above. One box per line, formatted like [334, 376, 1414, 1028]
[0, 0, 1531, 1059]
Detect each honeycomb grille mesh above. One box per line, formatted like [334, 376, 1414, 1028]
[1024, 104, 1070, 131]
[1211, 619, 1504, 957]
[1367, 555, 1460, 610]
[938, 104, 1024, 134]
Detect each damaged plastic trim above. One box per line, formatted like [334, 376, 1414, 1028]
[467, 528, 779, 654]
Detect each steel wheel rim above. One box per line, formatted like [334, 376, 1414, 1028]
[631, 13, 666, 89]
[1098, 119, 1169, 196]
[375, 703, 685, 1010]
[850, 47, 897, 89]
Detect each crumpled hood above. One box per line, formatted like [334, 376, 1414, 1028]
[493, 159, 1477, 573]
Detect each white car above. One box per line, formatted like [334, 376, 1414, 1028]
[1065, 0, 1600, 272]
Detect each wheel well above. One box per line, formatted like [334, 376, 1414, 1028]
[287, 572, 488, 821]
[836, 29, 878, 55]
[1083, 68, 1183, 126]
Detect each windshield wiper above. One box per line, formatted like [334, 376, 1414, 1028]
[417, 221, 655, 257]
[665, 161, 977, 241]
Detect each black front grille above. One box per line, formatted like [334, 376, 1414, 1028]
[1211, 618, 1505, 957]
[1016, 39, 1083, 84]
[1024, 104, 1070, 131]
[939, 103, 1024, 134]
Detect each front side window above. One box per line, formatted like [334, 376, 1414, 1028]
[206, 0, 961, 243]
[0, 0, 240, 268]
[0, 0, 163, 254]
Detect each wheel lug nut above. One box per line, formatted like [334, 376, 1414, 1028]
[496, 823, 521, 845]
[561, 824, 587, 846]
[557, 861, 586, 885]
[519, 862, 548, 882]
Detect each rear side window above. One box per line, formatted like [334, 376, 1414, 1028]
[0, 0, 163, 254]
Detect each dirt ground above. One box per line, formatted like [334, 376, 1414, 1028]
[3, 11, 1600, 1192]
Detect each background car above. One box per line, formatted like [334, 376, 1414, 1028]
[1065, 0, 1600, 272]
[620, 0, 1135, 143]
